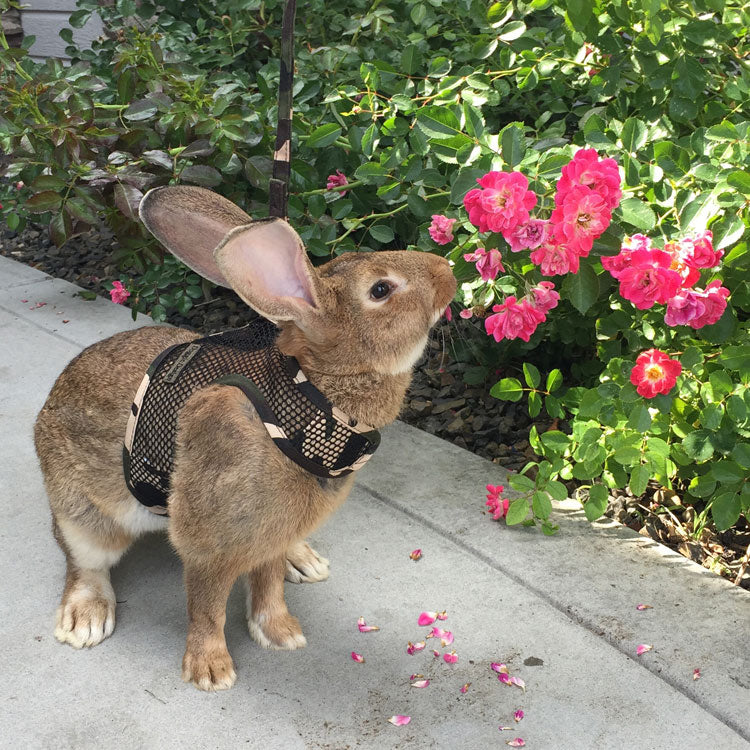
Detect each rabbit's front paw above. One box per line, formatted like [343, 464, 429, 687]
[248, 612, 307, 650]
[54, 586, 115, 649]
[182, 645, 237, 691]
[285, 540, 330, 584]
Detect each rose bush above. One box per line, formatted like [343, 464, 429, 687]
[1, 0, 749, 542]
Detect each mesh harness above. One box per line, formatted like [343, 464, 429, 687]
[123, 318, 380, 515]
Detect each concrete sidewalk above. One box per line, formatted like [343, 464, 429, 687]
[1, 254, 748, 750]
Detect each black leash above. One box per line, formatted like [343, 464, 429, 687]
[268, 0, 297, 220]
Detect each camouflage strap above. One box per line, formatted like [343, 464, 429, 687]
[269, 0, 297, 220]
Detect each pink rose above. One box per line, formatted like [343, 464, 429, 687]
[689, 281, 730, 328]
[530, 281, 560, 314]
[485, 484, 510, 520]
[615, 248, 683, 310]
[326, 170, 348, 195]
[464, 247, 505, 282]
[550, 185, 611, 257]
[664, 289, 707, 327]
[530, 240, 580, 276]
[630, 349, 682, 399]
[484, 296, 545, 343]
[109, 280, 130, 305]
[428, 214, 456, 245]
[505, 218, 550, 252]
[679, 230, 722, 269]
[463, 171, 537, 235]
[556, 148, 622, 211]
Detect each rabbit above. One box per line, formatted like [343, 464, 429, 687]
[33, 185, 457, 691]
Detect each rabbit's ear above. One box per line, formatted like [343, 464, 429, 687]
[139, 186, 252, 287]
[214, 219, 320, 323]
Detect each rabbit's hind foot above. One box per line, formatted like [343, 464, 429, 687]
[284, 539, 330, 584]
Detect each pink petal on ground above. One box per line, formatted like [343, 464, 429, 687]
[410, 549, 423, 561]
[436, 611, 448, 621]
[636, 604, 653, 611]
[440, 632, 454, 647]
[514, 710, 524, 722]
[506, 739, 526, 747]
[460, 683, 471, 694]
[693, 668, 701, 681]
[407, 641, 426, 655]
[433, 649, 441, 658]
[410, 673, 424, 681]
[418, 612, 437, 626]
[636, 644, 653, 656]
[351, 651, 365, 663]
[491, 662, 509, 674]
[358, 616, 380, 633]
[388, 715, 411, 726]
[510, 676, 526, 691]
[497, 673, 511, 684]
[411, 679, 430, 688]
[443, 651, 458, 664]
[20, 299, 28, 303]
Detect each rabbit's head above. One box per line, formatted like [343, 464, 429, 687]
[140, 186, 456, 379]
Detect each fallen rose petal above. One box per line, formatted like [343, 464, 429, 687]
[506, 739, 526, 747]
[497, 673, 511, 684]
[410, 679, 430, 688]
[351, 651, 365, 663]
[20, 299, 28, 303]
[433, 649, 441, 658]
[357, 616, 380, 633]
[410, 673, 424, 681]
[491, 662, 509, 674]
[443, 651, 458, 664]
[62, 319, 69, 323]
[418, 612, 437, 626]
[498, 726, 512, 731]
[388, 715, 411, 726]
[460, 683, 470, 694]
[636, 644, 653, 656]
[510, 676, 526, 691]
[410, 549, 423, 561]
[441, 632, 454, 647]
[407, 641, 426, 655]
[514, 710, 524, 722]
[693, 668, 701, 681]
[436, 611, 448, 621]
[636, 604, 653, 611]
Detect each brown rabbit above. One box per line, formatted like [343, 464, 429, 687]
[34, 185, 456, 691]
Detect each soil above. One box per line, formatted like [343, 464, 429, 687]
[2, 222, 748, 590]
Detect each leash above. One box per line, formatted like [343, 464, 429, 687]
[268, 0, 297, 220]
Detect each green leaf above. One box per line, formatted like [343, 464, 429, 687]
[523, 362, 541, 388]
[400, 44, 421, 75]
[509, 474, 535, 492]
[532, 490, 553, 519]
[124, 99, 158, 121]
[719, 346, 750, 371]
[562, 262, 599, 314]
[180, 165, 222, 187]
[497, 21, 527, 41]
[584, 484, 608, 521]
[49, 211, 72, 247]
[682, 430, 715, 462]
[490, 377, 524, 402]
[244, 155, 272, 189]
[619, 198, 656, 231]
[528, 390, 542, 418]
[629, 464, 650, 497]
[628, 403, 652, 432]
[547, 480, 568, 501]
[620, 118, 647, 153]
[501, 124, 525, 168]
[540, 430, 569, 454]
[566, 0, 593, 30]
[727, 170, 750, 194]
[68, 9, 91, 28]
[732, 442, 750, 469]
[31, 175, 66, 191]
[65, 197, 98, 225]
[546, 369, 563, 393]
[26, 191, 63, 213]
[415, 106, 462, 139]
[78, 290, 97, 301]
[306, 123, 342, 149]
[369, 224, 394, 243]
[506, 498, 530, 525]
[711, 492, 741, 530]
[354, 162, 389, 185]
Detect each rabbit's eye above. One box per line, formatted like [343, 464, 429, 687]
[370, 280, 392, 300]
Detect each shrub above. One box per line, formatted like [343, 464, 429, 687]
[0, 0, 748, 536]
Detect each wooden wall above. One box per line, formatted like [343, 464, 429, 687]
[21, 0, 104, 61]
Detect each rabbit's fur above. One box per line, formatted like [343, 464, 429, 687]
[34, 186, 456, 690]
